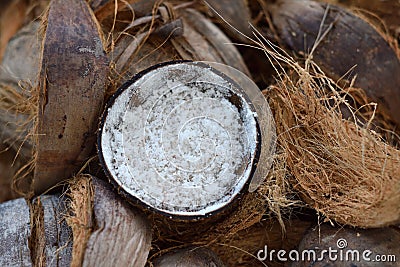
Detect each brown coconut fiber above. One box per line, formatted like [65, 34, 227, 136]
[260, 43, 400, 228]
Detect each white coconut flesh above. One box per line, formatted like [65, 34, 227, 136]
[100, 62, 259, 217]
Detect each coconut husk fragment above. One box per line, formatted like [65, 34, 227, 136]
[67, 174, 152, 267]
[0, 146, 22, 202]
[26, 0, 109, 196]
[0, 195, 72, 266]
[260, 46, 400, 227]
[318, 0, 400, 41]
[202, 0, 253, 42]
[106, 3, 250, 94]
[268, 0, 400, 129]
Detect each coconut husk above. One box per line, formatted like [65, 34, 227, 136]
[12, 0, 109, 197]
[0, 145, 22, 202]
[0, 0, 50, 61]
[296, 223, 400, 266]
[0, 21, 41, 158]
[211, 218, 313, 267]
[200, 0, 253, 43]
[267, 0, 400, 130]
[152, 247, 225, 267]
[105, 3, 251, 96]
[0, 0, 29, 62]
[318, 0, 400, 41]
[254, 36, 400, 227]
[0, 195, 72, 266]
[66, 174, 152, 267]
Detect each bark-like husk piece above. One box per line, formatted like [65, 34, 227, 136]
[0, 21, 41, 86]
[109, 6, 250, 93]
[319, 0, 400, 39]
[205, 0, 252, 42]
[294, 223, 400, 267]
[32, 0, 109, 195]
[180, 8, 250, 77]
[0, 0, 29, 61]
[269, 0, 400, 127]
[67, 174, 152, 267]
[90, 0, 156, 21]
[0, 22, 41, 157]
[0, 146, 21, 202]
[153, 247, 225, 267]
[0, 195, 72, 266]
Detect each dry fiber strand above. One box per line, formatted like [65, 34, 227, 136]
[263, 48, 400, 227]
[67, 174, 152, 267]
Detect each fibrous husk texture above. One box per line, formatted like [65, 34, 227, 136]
[66, 174, 152, 267]
[263, 50, 400, 228]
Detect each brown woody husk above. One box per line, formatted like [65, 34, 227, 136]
[256, 0, 400, 227]
[260, 45, 400, 227]
[66, 175, 93, 267]
[31, 0, 109, 196]
[66, 174, 152, 267]
[268, 0, 400, 129]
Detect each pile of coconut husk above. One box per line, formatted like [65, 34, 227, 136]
[0, 0, 399, 266]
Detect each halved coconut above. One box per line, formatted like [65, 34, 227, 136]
[98, 61, 261, 219]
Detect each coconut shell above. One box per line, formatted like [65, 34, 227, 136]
[31, 0, 109, 195]
[294, 223, 400, 267]
[0, 195, 72, 266]
[269, 0, 400, 128]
